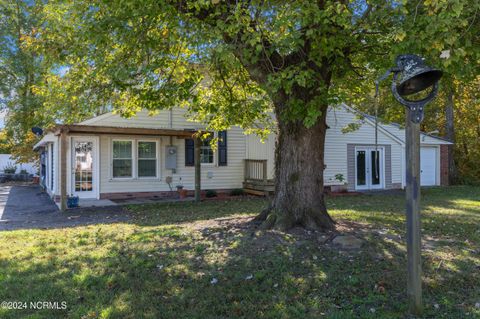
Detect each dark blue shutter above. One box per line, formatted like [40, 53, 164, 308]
[185, 138, 194, 166]
[218, 130, 227, 166]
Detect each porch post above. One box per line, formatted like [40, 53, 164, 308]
[194, 136, 201, 202]
[60, 129, 68, 211]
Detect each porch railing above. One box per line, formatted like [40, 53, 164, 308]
[244, 159, 268, 184]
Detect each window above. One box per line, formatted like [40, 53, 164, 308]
[200, 137, 214, 164]
[185, 132, 226, 166]
[138, 141, 157, 177]
[112, 141, 132, 178]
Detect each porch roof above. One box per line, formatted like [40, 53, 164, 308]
[52, 124, 196, 138]
[33, 124, 197, 151]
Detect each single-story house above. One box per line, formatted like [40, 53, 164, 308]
[33, 103, 451, 208]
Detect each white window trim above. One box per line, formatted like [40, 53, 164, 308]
[111, 139, 135, 180]
[354, 146, 386, 190]
[137, 139, 160, 179]
[200, 132, 217, 167]
[69, 136, 100, 199]
[110, 137, 162, 180]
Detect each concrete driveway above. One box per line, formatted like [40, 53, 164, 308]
[0, 185, 130, 231]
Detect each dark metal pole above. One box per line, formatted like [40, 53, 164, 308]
[194, 137, 201, 202]
[405, 108, 422, 315]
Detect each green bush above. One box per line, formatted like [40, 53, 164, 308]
[205, 189, 217, 198]
[229, 188, 245, 196]
[3, 162, 16, 174]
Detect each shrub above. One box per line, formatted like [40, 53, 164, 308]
[205, 189, 217, 198]
[334, 173, 345, 184]
[229, 188, 245, 196]
[19, 169, 28, 174]
[3, 162, 16, 174]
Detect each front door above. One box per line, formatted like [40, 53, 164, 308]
[72, 137, 97, 198]
[355, 147, 384, 190]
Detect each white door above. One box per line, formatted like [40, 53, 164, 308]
[356, 147, 384, 190]
[72, 137, 98, 198]
[420, 147, 437, 186]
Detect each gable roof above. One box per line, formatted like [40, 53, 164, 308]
[340, 103, 452, 145]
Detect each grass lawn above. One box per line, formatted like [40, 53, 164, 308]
[0, 186, 479, 318]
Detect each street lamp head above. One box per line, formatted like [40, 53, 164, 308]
[395, 55, 443, 96]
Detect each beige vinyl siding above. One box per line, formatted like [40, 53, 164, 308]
[80, 110, 171, 128]
[98, 127, 245, 194]
[80, 108, 246, 193]
[324, 106, 403, 186]
[244, 105, 404, 187]
[245, 134, 276, 179]
[80, 108, 200, 130]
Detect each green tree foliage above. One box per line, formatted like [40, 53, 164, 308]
[353, 0, 480, 184]
[26, 0, 480, 228]
[0, 130, 12, 154]
[452, 78, 480, 184]
[0, 0, 106, 163]
[0, 0, 46, 162]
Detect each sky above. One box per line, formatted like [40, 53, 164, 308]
[0, 110, 6, 129]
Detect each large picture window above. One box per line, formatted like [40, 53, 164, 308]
[112, 140, 132, 178]
[138, 141, 157, 177]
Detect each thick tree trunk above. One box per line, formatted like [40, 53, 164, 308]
[445, 89, 457, 184]
[257, 103, 335, 231]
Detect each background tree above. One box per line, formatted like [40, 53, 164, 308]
[0, 0, 106, 163]
[0, 130, 13, 154]
[0, 0, 47, 162]
[31, 0, 478, 230]
[352, 0, 480, 184]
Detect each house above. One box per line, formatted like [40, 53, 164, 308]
[33, 104, 451, 208]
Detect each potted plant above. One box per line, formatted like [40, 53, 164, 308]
[330, 174, 348, 193]
[67, 194, 79, 208]
[176, 184, 187, 199]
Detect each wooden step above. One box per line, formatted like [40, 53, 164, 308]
[243, 183, 275, 192]
[243, 188, 269, 196]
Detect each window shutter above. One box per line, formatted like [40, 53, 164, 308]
[185, 138, 194, 166]
[218, 130, 227, 166]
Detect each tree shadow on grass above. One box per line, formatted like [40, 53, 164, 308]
[0, 187, 478, 318]
[1, 212, 478, 318]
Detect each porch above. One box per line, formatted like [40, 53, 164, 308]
[35, 124, 204, 210]
[243, 159, 275, 196]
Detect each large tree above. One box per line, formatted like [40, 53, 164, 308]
[31, 0, 476, 230]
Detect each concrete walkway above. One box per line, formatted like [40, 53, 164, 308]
[0, 185, 130, 231]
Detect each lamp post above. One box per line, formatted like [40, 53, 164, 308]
[376, 54, 442, 315]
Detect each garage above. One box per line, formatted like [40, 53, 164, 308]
[420, 147, 437, 186]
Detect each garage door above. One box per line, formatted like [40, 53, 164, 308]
[420, 147, 437, 186]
